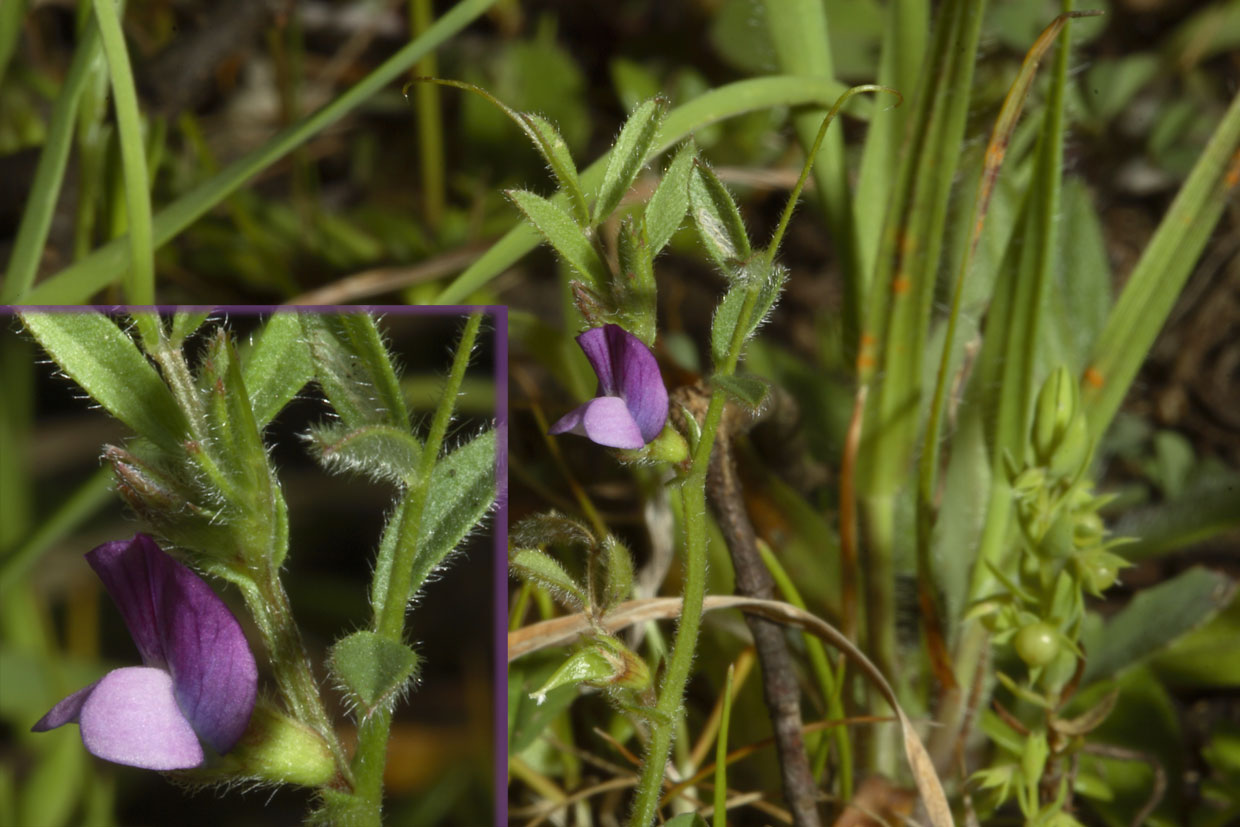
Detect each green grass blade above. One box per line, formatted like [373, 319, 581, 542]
[0, 0, 27, 97]
[21, 0, 496, 304]
[764, 0, 858, 335]
[855, 0, 928, 287]
[434, 74, 851, 304]
[1081, 90, 1240, 439]
[91, 0, 154, 304]
[0, 20, 102, 303]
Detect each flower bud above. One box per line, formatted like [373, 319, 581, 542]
[1031, 367, 1091, 476]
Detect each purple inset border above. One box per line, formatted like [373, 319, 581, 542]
[5, 303, 509, 826]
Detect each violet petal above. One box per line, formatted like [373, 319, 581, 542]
[31, 680, 100, 732]
[575, 326, 618, 397]
[86, 534, 257, 753]
[606, 325, 668, 442]
[549, 396, 645, 449]
[79, 667, 204, 770]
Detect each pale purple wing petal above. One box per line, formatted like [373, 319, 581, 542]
[576, 326, 617, 396]
[85, 535, 166, 666]
[31, 680, 100, 732]
[78, 666, 204, 770]
[549, 396, 645, 449]
[579, 396, 646, 449]
[607, 325, 668, 443]
[87, 534, 257, 754]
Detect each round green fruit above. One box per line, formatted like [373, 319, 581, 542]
[1014, 622, 1059, 667]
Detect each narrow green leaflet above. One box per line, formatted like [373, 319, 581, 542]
[506, 189, 609, 289]
[598, 536, 634, 614]
[306, 422, 422, 488]
[408, 429, 497, 598]
[242, 312, 314, 428]
[644, 140, 696, 256]
[328, 630, 419, 715]
[426, 79, 589, 224]
[199, 330, 271, 502]
[592, 97, 666, 224]
[301, 312, 409, 431]
[709, 265, 786, 367]
[510, 548, 587, 610]
[18, 311, 188, 454]
[167, 310, 211, 348]
[1081, 567, 1237, 686]
[711, 373, 770, 412]
[690, 161, 751, 271]
[521, 112, 587, 224]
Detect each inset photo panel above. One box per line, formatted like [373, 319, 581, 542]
[0, 306, 506, 827]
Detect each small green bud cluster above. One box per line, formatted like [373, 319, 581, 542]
[979, 369, 1130, 685]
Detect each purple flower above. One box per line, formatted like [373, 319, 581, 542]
[549, 325, 668, 450]
[32, 534, 257, 770]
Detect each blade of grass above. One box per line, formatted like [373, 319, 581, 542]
[764, 0, 858, 342]
[91, 0, 154, 304]
[0, 0, 27, 93]
[21, 0, 497, 304]
[855, 0, 928, 288]
[0, 20, 103, 303]
[1081, 90, 1240, 437]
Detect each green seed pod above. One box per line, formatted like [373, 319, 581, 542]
[1073, 511, 1105, 548]
[1032, 367, 1078, 466]
[1075, 548, 1125, 596]
[1014, 622, 1059, 667]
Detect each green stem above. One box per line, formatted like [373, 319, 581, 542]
[410, 0, 445, 229]
[629, 287, 759, 825]
[240, 571, 351, 782]
[346, 313, 483, 823]
[90, 0, 154, 304]
[0, 16, 102, 303]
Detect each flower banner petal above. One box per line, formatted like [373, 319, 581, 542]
[607, 325, 668, 442]
[86, 535, 167, 667]
[79, 666, 204, 770]
[576, 326, 618, 396]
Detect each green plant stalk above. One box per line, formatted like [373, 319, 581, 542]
[345, 313, 483, 823]
[629, 288, 759, 825]
[90, 0, 154, 305]
[22, 0, 497, 304]
[712, 663, 735, 827]
[238, 570, 350, 781]
[0, 18, 102, 302]
[410, 0, 445, 229]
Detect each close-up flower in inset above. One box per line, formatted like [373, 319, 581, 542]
[32, 534, 257, 770]
[549, 324, 669, 450]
